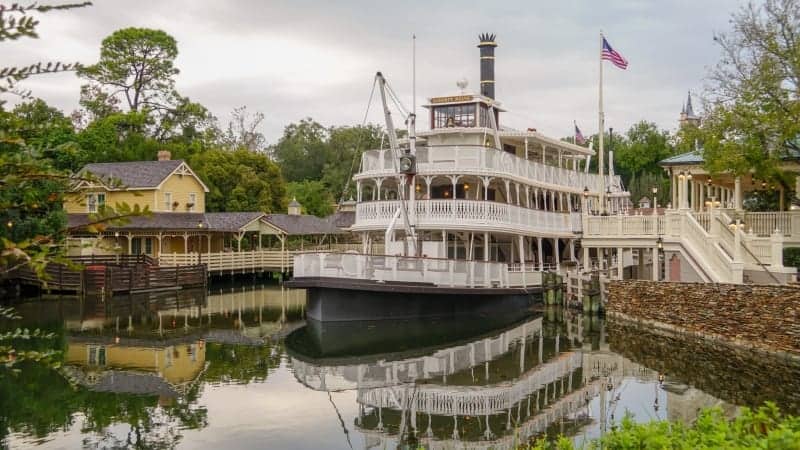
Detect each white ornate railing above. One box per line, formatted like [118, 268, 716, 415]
[742, 212, 800, 238]
[583, 215, 664, 237]
[355, 199, 581, 235]
[293, 252, 510, 288]
[359, 146, 623, 194]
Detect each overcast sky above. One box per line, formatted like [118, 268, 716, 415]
[6, 0, 742, 143]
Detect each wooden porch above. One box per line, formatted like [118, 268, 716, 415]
[12, 255, 207, 295]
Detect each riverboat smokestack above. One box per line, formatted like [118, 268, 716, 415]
[478, 33, 497, 99]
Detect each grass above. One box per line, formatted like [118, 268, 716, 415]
[522, 403, 800, 450]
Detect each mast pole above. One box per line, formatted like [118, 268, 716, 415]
[412, 33, 416, 116]
[598, 31, 606, 214]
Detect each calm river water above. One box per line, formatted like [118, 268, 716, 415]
[2, 282, 799, 449]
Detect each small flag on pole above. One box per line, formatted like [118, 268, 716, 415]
[601, 36, 628, 70]
[574, 122, 587, 145]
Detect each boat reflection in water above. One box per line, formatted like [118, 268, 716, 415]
[285, 307, 667, 448]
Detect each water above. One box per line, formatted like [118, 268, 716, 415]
[2, 283, 799, 449]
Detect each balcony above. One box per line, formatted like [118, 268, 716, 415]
[358, 146, 622, 194]
[354, 199, 582, 236]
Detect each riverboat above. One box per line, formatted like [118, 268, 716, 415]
[288, 34, 630, 320]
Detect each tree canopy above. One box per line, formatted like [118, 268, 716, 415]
[696, 0, 800, 184]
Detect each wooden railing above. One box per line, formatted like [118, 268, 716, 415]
[159, 250, 295, 273]
[12, 260, 205, 293]
[359, 146, 623, 195]
[355, 199, 581, 235]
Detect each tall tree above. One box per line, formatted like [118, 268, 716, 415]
[697, 0, 800, 183]
[269, 118, 330, 182]
[221, 106, 266, 152]
[78, 28, 179, 112]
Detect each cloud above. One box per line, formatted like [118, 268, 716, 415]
[4, 0, 743, 143]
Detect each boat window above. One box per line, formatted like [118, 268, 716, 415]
[433, 104, 476, 128]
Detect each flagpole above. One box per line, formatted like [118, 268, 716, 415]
[598, 31, 606, 214]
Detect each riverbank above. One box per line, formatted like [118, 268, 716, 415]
[607, 280, 800, 358]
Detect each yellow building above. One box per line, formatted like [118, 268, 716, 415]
[66, 151, 209, 215]
[65, 153, 349, 272]
[65, 336, 207, 396]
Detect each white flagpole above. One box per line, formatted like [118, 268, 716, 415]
[598, 31, 606, 214]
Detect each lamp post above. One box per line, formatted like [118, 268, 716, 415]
[606, 187, 612, 215]
[651, 186, 658, 216]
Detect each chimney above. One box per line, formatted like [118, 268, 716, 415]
[157, 150, 172, 161]
[477, 33, 497, 99]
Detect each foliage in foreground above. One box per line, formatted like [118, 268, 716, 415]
[523, 403, 800, 449]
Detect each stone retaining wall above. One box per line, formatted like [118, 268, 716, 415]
[607, 280, 800, 355]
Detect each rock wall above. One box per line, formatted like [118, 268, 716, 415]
[607, 280, 800, 355]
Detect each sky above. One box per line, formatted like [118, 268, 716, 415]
[5, 0, 743, 144]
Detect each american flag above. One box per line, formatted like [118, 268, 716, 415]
[574, 122, 587, 145]
[601, 36, 628, 70]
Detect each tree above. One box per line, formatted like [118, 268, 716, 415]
[0, 2, 90, 106]
[78, 28, 179, 113]
[615, 121, 675, 205]
[75, 111, 157, 166]
[190, 149, 286, 213]
[322, 124, 383, 201]
[286, 180, 334, 217]
[220, 106, 266, 152]
[269, 118, 330, 182]
[698, 0, 800, 184]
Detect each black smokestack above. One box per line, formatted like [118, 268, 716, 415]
[478, 33, 497, 99]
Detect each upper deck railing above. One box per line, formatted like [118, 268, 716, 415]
[354, 199, 582, 235]
[358, 145, 623, 194]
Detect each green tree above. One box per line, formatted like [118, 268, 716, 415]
[697, 0, 800, 185]
[190, 149, 287, 213]
[75, 111, 157, 166]
[323, 124, 383, 201]
[615, 121, 675, 205]
[78, 28, 179, 112]
[270, 118, 330, 182]
[286, 180, 334, 217]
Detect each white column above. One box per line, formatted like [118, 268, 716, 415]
[537, 237, 544, 271]
[483, 232, 490, 262]
[734, 177, 742, 211]
[553, 238, 560, 269]
[617, 247, 624, 280]
[583, 246, 590, 272]
[652, 247, 659, 281]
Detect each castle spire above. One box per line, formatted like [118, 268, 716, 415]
[685, 91, 695, 117]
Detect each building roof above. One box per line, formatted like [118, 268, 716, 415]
[79, 160, 183, 188]
[658, 150, 705, 167]
[76, 159, 210, 192]
[204, 212, 265, 232]
[264, 213, 346, 235]
[68, 212, 209, 231]
[326, 210, 356, 229]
